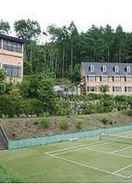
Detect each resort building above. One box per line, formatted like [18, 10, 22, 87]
[0, 34, 24, 83]
[80, 62, 132, 95]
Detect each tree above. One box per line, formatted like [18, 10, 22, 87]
[0, 69, 6, 81]
[0, 20, 10, 34]
[115, 25, 126, 62]
[47, 24, 70, 77]
[70, 64, 81, 84]
[68, 21, 80, 73]
[19, 74, 56, 114]
[14, 19, 41, 40]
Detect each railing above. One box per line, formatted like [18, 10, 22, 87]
[0, 125, 9, 148]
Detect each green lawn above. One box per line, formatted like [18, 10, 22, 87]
[1, 131, 132, 182]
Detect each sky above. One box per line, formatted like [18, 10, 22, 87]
[1, 0, 132, 34]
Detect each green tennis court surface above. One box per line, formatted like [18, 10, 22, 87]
[1, 131, 132, 182]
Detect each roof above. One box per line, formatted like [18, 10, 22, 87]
[0, 34, 25, 43]
[81, 62, 132, 76]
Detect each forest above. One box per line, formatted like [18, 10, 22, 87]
[0, 19, 132, 118]
[1, 19, 132, 79]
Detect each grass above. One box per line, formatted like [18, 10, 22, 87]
[1, 130, 132, 182]
[1, 111, 132, 140]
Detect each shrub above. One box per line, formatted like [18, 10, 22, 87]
[59, 121, 69, 130]
[113, 120, 117, 124]
[33, 121, 39, 125]
[100, 118, 109, 125]
[40, 118, 50, 129]
[126, 110, 132, 116]
[75, 121, 82, 129]
[109, 121, 113, 126]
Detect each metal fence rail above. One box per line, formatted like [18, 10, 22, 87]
[0, 125, 9, 149]
[8, 124, 132, 150]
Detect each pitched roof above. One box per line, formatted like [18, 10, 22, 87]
[0, 34, 25, 43]
[81, 62, 132, 76]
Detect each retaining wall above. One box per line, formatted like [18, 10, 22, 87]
[8, 124, 132, 150]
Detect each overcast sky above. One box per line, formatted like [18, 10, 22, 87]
[1, 0, 132, 33]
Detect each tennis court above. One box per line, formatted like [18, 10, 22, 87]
[1, 129, 132, 182]
[45, 130, 132, 182]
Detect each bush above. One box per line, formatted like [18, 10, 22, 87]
[59, 121, 69, 130]
[126, 110, 132, 116]
[33, 121, 39, 125]
[100, 118, 109, 125]
[109, 121, 113, 126]
[75, 121, 82, 129]
[40, 118, 50, 129]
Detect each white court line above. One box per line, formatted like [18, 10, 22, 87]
[47, 143, 84, 154]
[53, 143, 132, 160]
[46, 140, 107, 155]
[52, 142, 109, 156]
[112, 146, 132, 153]
[113, 163, 132, 174]
[46, 152, 128, 179]
[83, 147, 132, 159]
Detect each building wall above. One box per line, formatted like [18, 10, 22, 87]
[0, 39, 23, 83]
[80, 62, 132, 95]
[83, 76, 132, 95]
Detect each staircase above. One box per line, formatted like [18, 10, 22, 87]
[0, 127, 7, 150]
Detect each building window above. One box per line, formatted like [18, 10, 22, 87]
[127, 76, 132, 81]
[112, 76, 114, 82]
[3, 40, 22, 53]
[124, 76, 127, 82]
[113, 65, 119, 73]
[101, 65, 107, 73]
[3, 64, 21, 77]
[113, 86, 122, 92]
[115, 76, 120, 81]
[127, 87, 132, 92]
[124, 66, 131, 73]
[0, 39, 2, 49]
[88, 65, 94, 72]
[87, 86, 96, 92]
[87, 76, 95, 81]
[100, 76, 102, 81]
[125, 87, 127, 92]
[127, 66, 131, 73]
[102, 76, 108, 81]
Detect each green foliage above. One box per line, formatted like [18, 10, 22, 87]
[100, 85, 109, 93]
[0, 82, 6, 95]
[1, 20, 132, 78]
[24, 61, 33, 75]
[55, 98, 71, 115]
[59, 121, 69, 130]
[39, 118, 50, 129]
[70, 64, 81, 84]
[0, 69, 6, 82]
[75, 121, 83, 129]
[0, 95, 44, 118]
[125, 110, 132, 116]
[21, 99, 44, 117]
[100, 118, 109, 125]
[0, 20, 10, 34]
[14, 19, 41, 40]
[19, 74, 56, 114]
